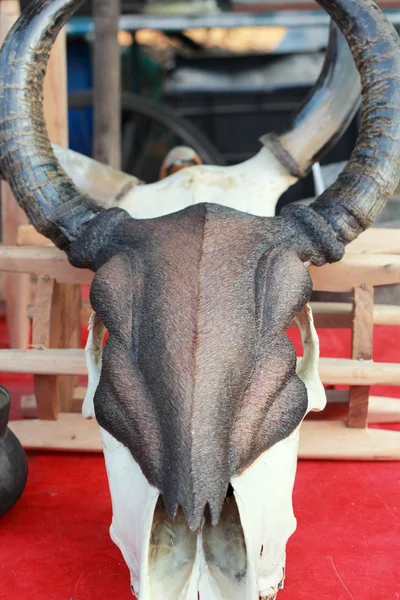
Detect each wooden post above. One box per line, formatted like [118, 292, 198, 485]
[0, 0, 31, 350]
[43, 29, 69, 148]
[348, 285, 374, 429]
[33, 277, 81, 420]
[93, 0, 121, 169]
[32, 27, 82, 420]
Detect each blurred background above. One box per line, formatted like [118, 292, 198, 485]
[18, 0, 400, 210]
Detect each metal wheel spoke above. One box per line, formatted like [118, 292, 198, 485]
[68, 90, 225, 182]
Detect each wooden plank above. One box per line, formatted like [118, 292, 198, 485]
[299, 420, 400, 460]
[309, 302, 352, 328]
[8, 414, 102, 453]
[43, 28, 68, 148]
[80, 300, 398, 330]
[13, 228, 400, 264]
[0, 350, 399, 386]
[309, 302, 400, 328]
[308, 391, 400, 423]
[346, 229, 400, 255]
[33, 277, 59, 420]
[1, 249, 400, 290]
[93, 0, 121, 169]
[310, 254, 400, 292]
[318, 358, 400, 386]
[51, 282, 81, 413]
[32, 278, 81, 420]
[0, 350, 87, 376]
[0, 0, 30, 350]
[0, 247, 93, 284]
[368, 304, 400, 326]
[348, 285, 374, 428]
[17, 225, 52, 247]
[368, 396, 400, 423]
[9, 415, 400, 457]
[23, 386, 400, 423]
[21, 389, 86, 419]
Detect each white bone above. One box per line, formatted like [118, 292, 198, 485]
[53, 144, 141, 209]
[84, 304, 325, 599]
[116, 147, 297, 219]
[56, 145, 296, 218]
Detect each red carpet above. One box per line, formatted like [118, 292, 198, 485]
[1, 455, 399, 600]
[0, 316, 399, 599]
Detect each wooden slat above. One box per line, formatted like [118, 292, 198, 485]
[0, 247, 93, 284]
[43, 28, 68, 148]
[93, 0, 121, 169]
[308, 391, 400, 424]
[32, 278, 81, 420]
[299, 420, 400, 460]
[346, 228, 400, 255]
[319, 358, 400, 386]
[367, 396, 400, 423]
[67, 300, 400, 330]
[310, 254, 400, 292]
[21, 388, 86, 419]
[9, 415, 400, 457]
[0, 350, 399, 386]
[362, 304, 400, 326]
[0, 350, 87, 376]
[16, 225, 52, 247]
[9, 414, 102, 453]
[22, 388, 400, 423]
[310, 302, 352, 328]
[1, 249, 400, 290]
[309, 302, 400, 328]
[33, 278, 59, 420]
[348, 285, 374, 428]
[19, 298, 400, 331]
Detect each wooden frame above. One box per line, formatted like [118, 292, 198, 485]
[0, 227, 399, 459]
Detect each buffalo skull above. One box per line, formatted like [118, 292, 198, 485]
[0, 0, 399, 598]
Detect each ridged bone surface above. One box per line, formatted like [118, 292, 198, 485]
[69, 203, 338, 530]
[84, 299, 325, 600]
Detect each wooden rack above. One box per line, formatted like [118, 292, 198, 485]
[0, 227, 399, 459]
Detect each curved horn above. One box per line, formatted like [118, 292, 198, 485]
[262, 21, 361, 179]
[309, 0, 400, 245]
[0, 0, 103, 252]
[53, 145, 141, 208]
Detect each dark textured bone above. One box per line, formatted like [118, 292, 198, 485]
[69, 204, 322, 530]
[0, 0, 103, 251]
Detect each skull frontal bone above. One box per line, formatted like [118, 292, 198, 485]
[83, 204, 312, 532]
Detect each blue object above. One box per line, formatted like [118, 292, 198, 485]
[67, 38, 93, 157]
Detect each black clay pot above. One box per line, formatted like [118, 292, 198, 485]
[0, 386, 28, 516]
